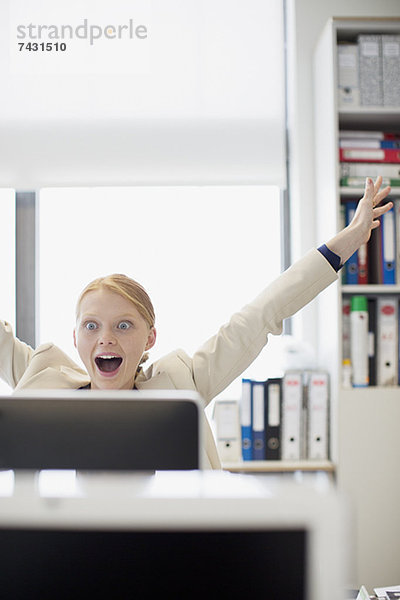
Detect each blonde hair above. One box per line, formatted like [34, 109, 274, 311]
[76, 273, 155, 367]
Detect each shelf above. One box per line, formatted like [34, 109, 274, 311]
[340, 107, 400, 116]
[342, 285, 400, 294]
[340, 187, 400, 197]
[339, 108, 400, 128]
[341, 385, 400, 394]
[335, 17, 400, 41]
[222, 460, 335, 473]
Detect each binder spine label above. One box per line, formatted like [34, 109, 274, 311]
[268, 385, 280, 426]
[240, 379, 252, 460]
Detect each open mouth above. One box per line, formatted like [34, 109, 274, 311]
[95, 355, 123, 375]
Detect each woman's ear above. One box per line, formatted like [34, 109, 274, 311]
[145, 327, 157, 351]
[73, 328, 77, 349]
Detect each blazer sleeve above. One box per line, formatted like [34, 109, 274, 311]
[0, 320, 34, 388]
[191, 248, 338, 404]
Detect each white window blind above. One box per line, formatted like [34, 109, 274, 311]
[0, 0, 286, 188]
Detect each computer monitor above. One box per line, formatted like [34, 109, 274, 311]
[0, 471, 348, 600]
[0, 389, 203, 470]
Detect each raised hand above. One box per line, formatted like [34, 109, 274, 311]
[349, 175, 392, 245]
[325, 176, 392, 266]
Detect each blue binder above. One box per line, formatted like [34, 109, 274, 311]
[344, 201, 358, 284]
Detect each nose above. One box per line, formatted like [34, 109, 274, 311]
[98, 329, 117, 346]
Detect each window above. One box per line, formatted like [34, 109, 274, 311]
[0, 189, 15, 395]
[3, 0, 288, 401]
[39, 185, 282, 399]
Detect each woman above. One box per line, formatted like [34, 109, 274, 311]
[0, 177, 392, 467]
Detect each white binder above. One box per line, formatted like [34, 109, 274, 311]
[358, 34, 383, 106]
[395, 198, 400, 285]
[382, 34, 400, 106]
[213, 399, 241, 463]
[337, 43, 360, 108]
[376, 297, 398, 386]
[306, 371, 329, 460]
[281, 371, 304, 460]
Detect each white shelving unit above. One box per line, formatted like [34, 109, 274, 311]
[314, 18, 400, 589]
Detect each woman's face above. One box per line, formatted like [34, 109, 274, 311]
[73, 288, 156, 390]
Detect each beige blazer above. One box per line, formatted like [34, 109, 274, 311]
[0, 248, 337, 468]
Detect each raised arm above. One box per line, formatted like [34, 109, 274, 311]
[191, 248, 338, 403]
[325, 176, 392, 265]
[190, 176, 392, 403]
[0, 320, 34, 388]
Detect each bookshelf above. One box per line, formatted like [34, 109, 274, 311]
[314, 17, 400, 587]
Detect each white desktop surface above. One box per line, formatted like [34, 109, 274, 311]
[0, 470, 348, 600]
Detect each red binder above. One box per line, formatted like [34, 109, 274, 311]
[339, 147, 400, 163]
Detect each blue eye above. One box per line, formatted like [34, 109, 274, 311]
[85, 321, 98, 331]
[118, 321, 131, 330]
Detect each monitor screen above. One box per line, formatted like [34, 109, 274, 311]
[0, 390, 203, 470]
[0, 528, 306, 599]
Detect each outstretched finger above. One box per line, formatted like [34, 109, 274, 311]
[373, 175, 383, 195]
[373, 186, 391, 207]
[363, 177, 375, 200]
[371, 219, 381, 230]
[373, 200, 393, 216]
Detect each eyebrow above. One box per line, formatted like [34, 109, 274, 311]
[79, 314, 137, 322]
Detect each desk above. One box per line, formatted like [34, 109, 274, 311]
[0, 470, 347, 600]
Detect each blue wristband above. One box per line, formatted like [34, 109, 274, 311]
[317, 244, 342, 272]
